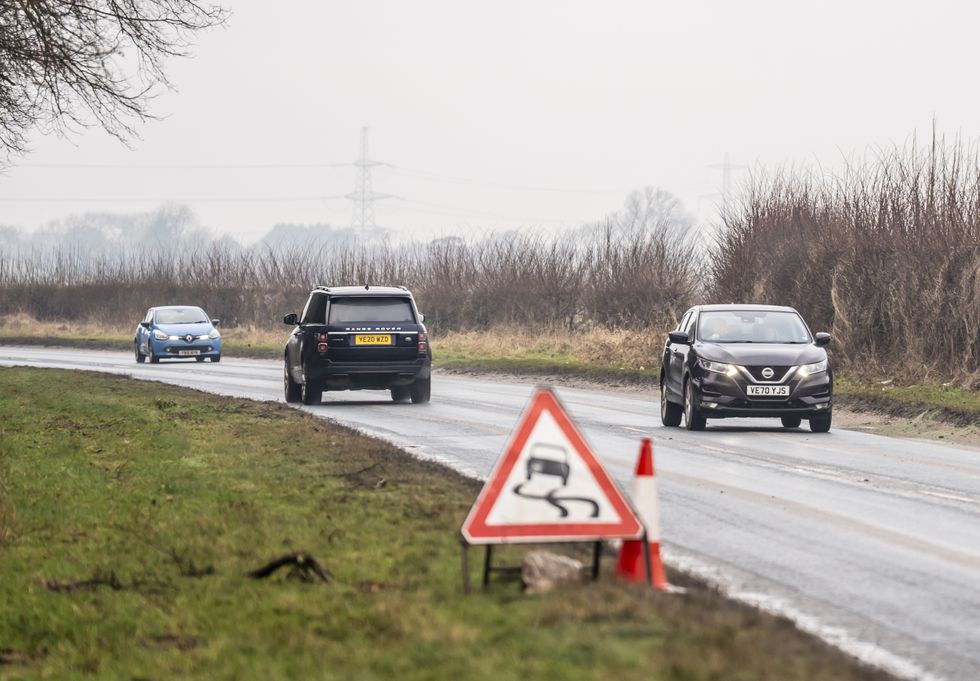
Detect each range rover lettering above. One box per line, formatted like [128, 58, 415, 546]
[660, 304, 833, 432]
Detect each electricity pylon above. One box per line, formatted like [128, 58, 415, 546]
[346, 127, 394, 255]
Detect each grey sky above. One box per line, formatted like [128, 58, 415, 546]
[1, 0, 977, 242]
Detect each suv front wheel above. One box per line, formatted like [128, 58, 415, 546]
[660, 380, 683, 427]
[809, 413, 832, 433]
[684, 379, 707, 431]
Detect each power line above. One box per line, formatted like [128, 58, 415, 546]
[0, 195, 349, 203]
[13, 159, 628, 195]
[386, 165, 624, 194]
[397, 199, 589, 224]
[14, 162, 354, 170]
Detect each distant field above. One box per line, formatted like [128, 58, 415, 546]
[0, 367, 894, 680]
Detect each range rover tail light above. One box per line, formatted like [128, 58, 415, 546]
[418, 331, 428, 354]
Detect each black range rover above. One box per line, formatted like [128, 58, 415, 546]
[660, 304, 833, 432]
[283, 285, 432, 405]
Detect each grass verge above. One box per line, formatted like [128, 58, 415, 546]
[0, 367, 894, 680]
[0, 313, 281, 359]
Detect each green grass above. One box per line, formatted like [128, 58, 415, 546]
[0, 368, 893, 680]
[834, 375, 980, 423]
[0, 330, 280, 359]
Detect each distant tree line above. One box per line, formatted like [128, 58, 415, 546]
[3, 138, 980, 386]
[0, 187, 699, 332]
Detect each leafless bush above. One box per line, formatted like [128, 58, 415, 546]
[711, 134, 980, 383]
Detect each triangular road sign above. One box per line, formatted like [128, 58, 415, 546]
[461, 388, 643, 544]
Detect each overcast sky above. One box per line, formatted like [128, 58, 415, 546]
[2, 0, 978, 242]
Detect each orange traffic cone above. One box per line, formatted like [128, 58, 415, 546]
[615, 438, 669, 589]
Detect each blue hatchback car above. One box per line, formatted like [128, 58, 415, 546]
[134, 306, 222, 364]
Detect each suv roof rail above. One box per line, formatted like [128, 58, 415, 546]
[314, 285, 331, 291]
[397, 285, 408, 291]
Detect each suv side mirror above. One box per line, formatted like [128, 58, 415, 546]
[283, 313, 299, 326]
[139, 321, 150, 328]
[210, 318, 220, 327]
[814, 332, 831, 347]
[417, 312, 425, 323]
[668, 330, 690, 345]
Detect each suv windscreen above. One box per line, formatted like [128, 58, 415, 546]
[697, 310, 811, 344]
[328, 297, 415, 323]
[156, 308, 209, 325]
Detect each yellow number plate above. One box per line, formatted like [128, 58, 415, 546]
[355, 334, 392, 346]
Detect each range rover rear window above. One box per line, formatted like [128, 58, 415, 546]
[328, 297, 415, 323]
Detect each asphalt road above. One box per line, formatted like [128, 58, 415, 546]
[2, 347, 978, 681]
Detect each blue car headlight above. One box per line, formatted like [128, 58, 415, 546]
[152, 329, 169, 341]
[208, 329, 220, 340]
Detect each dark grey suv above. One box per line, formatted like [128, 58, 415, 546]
[283, 285, 432, 405]
[660, 304, 833, 432]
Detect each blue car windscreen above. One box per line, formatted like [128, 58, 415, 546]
[156, 308, 209, 325]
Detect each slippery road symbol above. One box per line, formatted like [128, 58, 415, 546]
[513, 443, 599, 519]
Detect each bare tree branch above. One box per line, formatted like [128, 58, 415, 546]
[0, 0, 227, 163]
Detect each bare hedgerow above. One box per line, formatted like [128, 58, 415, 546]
[0, 192, 701, 334]
[710, 133, 980, 384]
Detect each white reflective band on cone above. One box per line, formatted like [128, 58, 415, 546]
[630, 475, 661, 542]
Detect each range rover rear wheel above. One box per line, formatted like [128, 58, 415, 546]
[301, 379, 322, 406]
[284, 363, 301, 403]
[410, 378, 431, 404]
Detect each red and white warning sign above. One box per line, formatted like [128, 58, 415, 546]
[461, 388, 643, 544]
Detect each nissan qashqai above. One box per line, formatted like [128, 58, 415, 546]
[660, 304, 832, 432]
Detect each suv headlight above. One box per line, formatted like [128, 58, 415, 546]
[798, 359, 828, 377]
[152, 329, 168, 341]
[208, 329, 220, 339]
[698, 359, 738, 377]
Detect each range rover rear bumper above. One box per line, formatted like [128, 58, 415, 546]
[308, 358, 430, 390]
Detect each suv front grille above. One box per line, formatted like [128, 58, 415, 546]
[744, 365, 793, 382]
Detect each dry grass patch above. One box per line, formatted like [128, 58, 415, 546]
[435, 325, 668, 380]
